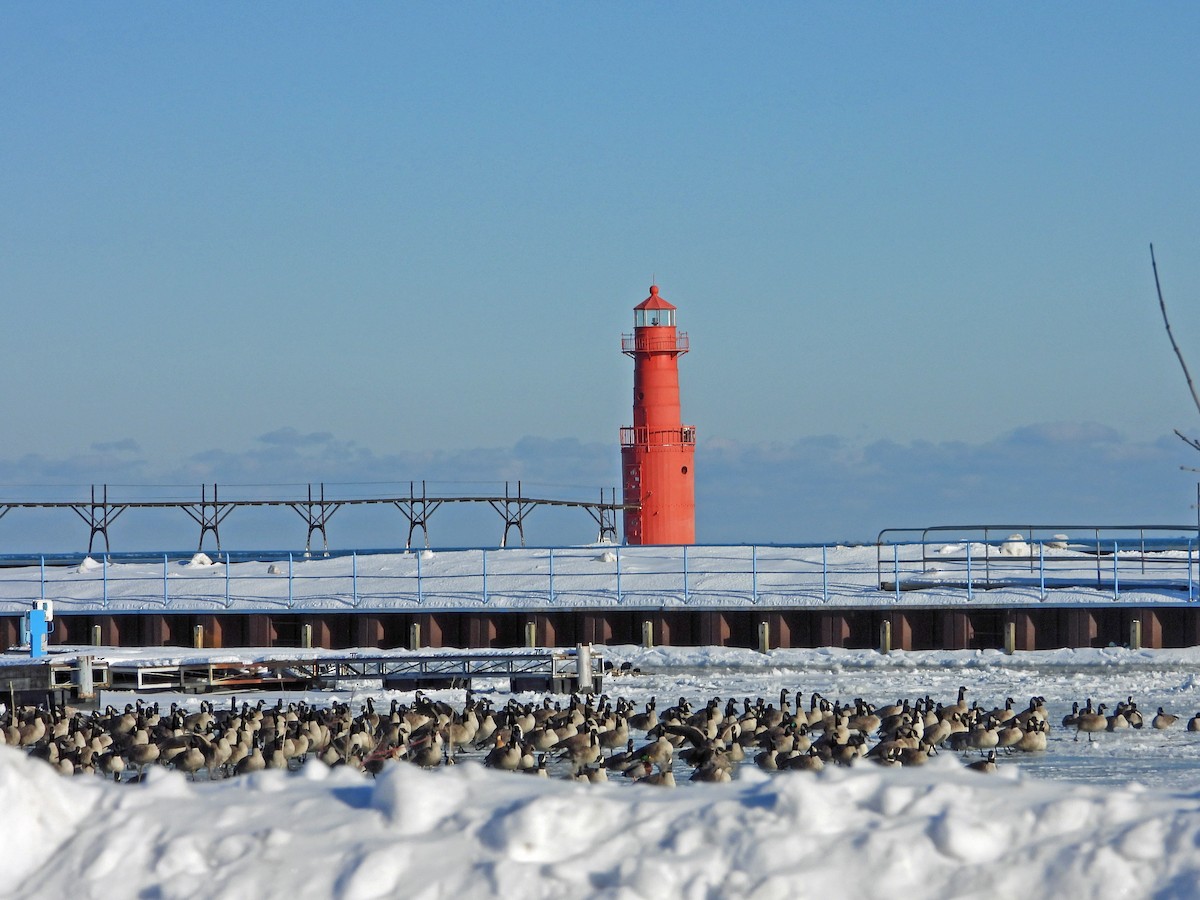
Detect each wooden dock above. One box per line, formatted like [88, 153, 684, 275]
[3, 645, 603, 699]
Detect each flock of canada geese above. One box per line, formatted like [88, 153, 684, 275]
[2, 686, 1199, 786]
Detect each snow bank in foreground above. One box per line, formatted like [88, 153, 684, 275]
[5, 746, 1200, 900]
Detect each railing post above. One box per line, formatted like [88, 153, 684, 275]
[752, 545, 758, 605]
[482, 548, 488, 605]
[164, 553, 169, 607]
[288, 552, 294, 609]
[548, 547, 555, 603]
[225, 551, 231, 607]
[966, 542, 973, 602]
[683, 545, 689, 604]
[893, 544, 900, 601]
[1190, 539, 1195, 601]
[103, 554, 108, 610]
[39, 556, 45, 601]
[1039, 541, 1045, 599]
[822, 544, 829, 602]
[1113, 541, 1120, 600]
[417, 548, 423, 605]
[616, 545, 622, 604]
[352, 550, 358, 608]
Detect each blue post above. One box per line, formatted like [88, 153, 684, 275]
[103, 554, 108, 610]
[39, 556, 45, 601]
[752, 545, 758, 605]
[353, 550, 359, 608]
[225, 551, 231, 606]
[548, 548, 555, 603]
[164, 554, 169, 607]
[26, 606, 49, 658]
[482, 549, 488, 605]
[288, 552, 294, 609]
[417, 548, 423, 605]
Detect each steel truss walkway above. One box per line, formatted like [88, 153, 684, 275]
[0, 482, 628, 554]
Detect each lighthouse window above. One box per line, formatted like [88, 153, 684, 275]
[681, 466, 688, 474]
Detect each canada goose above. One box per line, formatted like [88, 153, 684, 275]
[124, 733, 161, 770]
[1075, 704, 1108, 741]
[637, 762, 676, 787]
[1127, 703, 1145, 729]
[946, 686, 969, 718]
[783, 749, 825, 772]
[1189, 713, 1200, 732]
[1062, 702, 1080, 728]
[898, 742, 936, 767]
[871, 744, 903, 767]
[1153, 708, 1179, 730]
[690, 759, 733, 782]
[555, 728, 601, 773]
[627, 698, 658, 733]
[484, 726, 523, 771]
[598, 716, 630, 753]
[995, 721, 1023, 751]
[754, 748, 780, 771]
[966, 750, 997, 774]
[990, 697, 1018, 724]
[966, 718, 1001, 753]
[1016, 718, 1048, 753]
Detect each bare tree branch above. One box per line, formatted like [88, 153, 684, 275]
[1177, 429, 1200, 453]
[1151, 243, 1200, 449]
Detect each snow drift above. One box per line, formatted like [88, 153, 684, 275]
[5, 745, 1200, 899]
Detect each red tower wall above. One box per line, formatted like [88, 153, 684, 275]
[621, 286, 695, 545]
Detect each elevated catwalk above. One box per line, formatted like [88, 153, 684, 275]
[2, 526, 1199, 653]
[0, 482, 625, 554]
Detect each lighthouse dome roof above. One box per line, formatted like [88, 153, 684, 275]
[634, 284, 676, 311]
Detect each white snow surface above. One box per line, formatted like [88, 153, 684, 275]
[7, 646, 1200, 898]
[7, 744, 1200, 900]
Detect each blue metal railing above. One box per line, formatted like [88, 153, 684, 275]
[0, 536, 1196, 615]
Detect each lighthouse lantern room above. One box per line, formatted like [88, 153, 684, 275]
[620, 285, 696, 545]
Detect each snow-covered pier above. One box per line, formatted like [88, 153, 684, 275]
[2, 531, 1199, 652]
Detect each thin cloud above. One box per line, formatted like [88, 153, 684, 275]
[0, 424, 1193, 553]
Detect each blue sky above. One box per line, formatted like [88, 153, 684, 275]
[3, 5, 1200, 552]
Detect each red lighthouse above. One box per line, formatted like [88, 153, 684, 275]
[621, 285, 696, 544]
